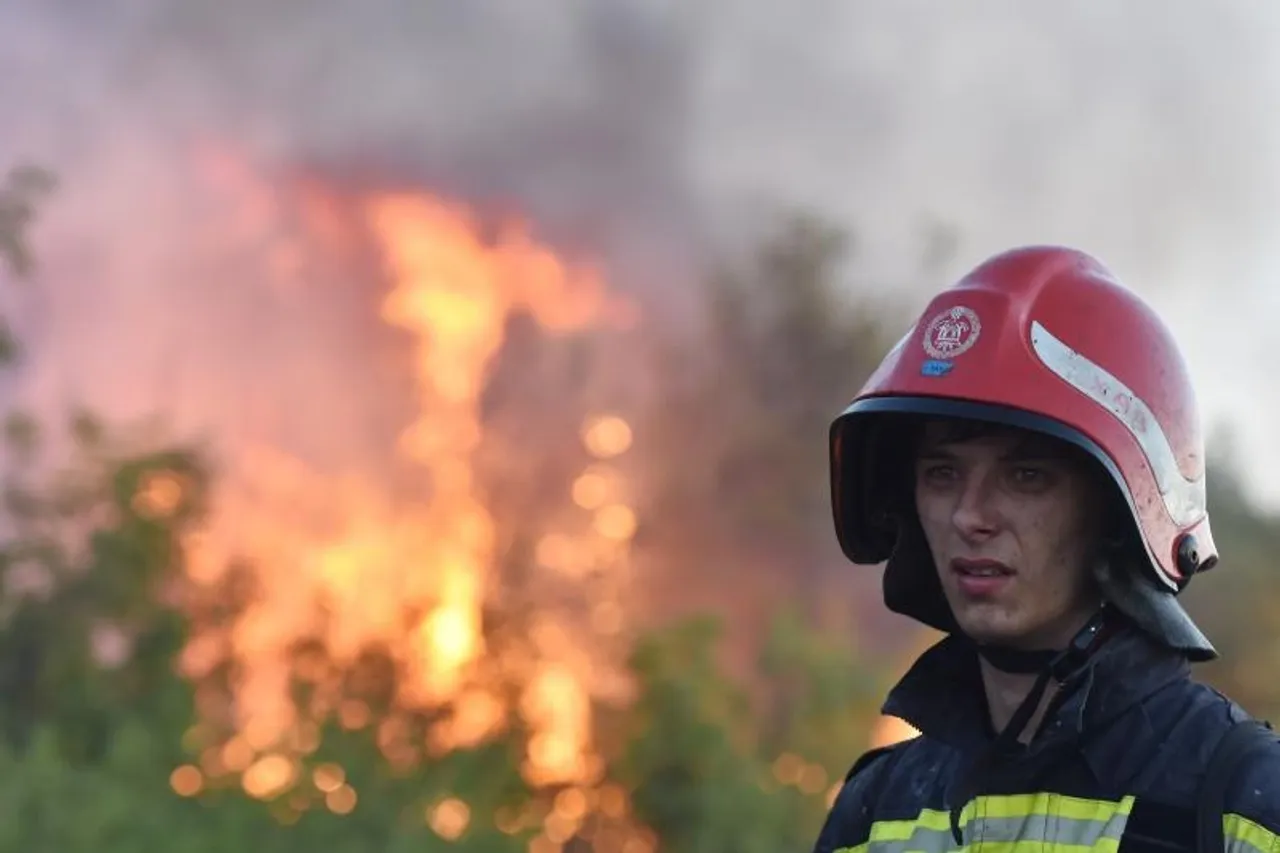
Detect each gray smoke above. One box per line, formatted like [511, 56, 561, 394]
[0, 0, 1278, 504]
[2, 0, 706, 262]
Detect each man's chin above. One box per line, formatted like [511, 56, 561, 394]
[965, 631, 1022, 648]
[953, 614, 1026, 648]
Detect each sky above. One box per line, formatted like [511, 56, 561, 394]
[2, 0, 1280, 508]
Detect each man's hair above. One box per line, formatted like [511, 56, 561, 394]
[913, 416, 1084, 462]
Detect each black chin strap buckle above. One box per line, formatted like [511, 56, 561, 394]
[1048, 609, 1108, 682]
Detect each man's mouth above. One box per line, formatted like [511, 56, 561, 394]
[951, 558, 1015, 577]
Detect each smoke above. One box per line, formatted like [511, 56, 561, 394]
[696, 2, 1280, 274]
[2, 0, 705, 257]
[1, 1, 1278, 508]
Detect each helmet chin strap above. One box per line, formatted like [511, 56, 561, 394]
[967, 606, 1110, 737]
[970, 602, 1111, 675]
[948, 606, 1111, 844]
[973, 644, 1061, 675]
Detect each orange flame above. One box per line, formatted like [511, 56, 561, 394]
[177, 152, 640, 798]
[868, 714, 921, 749]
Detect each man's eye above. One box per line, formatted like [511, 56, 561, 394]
[1011, 467, 1047, 484]
[922, 465, 958, 481]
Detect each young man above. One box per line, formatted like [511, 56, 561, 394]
[814, 246, 1280, 852]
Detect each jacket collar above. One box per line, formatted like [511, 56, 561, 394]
[881, 621, 1190, 777]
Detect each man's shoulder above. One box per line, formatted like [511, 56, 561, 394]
[832, 733, 956, 814]
[831, 737, 914, 806]
[841, 731, 955, 786]
[1146, 679, 1280, 830]
[1225, 727, 1280, 832]
[843, 739, 907, 783]
[812, 736, 950, 853]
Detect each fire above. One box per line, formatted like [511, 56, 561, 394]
[176, 151, 641, 800]
[869, 714, 921, 749]
[429, 797, 472, 840]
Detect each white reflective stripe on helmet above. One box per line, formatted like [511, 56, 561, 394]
[1030, 320, 1206, 529]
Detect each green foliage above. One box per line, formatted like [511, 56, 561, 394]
[612, 612, 877, 853]
[0, 720, 534, 853]
[757, 608, 881, 767]
[617, 617, 775, 851]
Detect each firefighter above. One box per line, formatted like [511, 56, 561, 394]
[813, 245, 1280, 852]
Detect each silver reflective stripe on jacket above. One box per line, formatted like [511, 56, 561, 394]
[837, 792, 1135, 852]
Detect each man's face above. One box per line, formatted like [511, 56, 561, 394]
[913, 419, 1105, 650]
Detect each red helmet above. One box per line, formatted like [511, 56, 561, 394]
[830, 245, 1216, 658]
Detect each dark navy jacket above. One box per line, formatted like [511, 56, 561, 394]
[813, 626, 1280, 852]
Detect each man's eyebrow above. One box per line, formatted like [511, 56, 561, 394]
[1002, 443, 1069, 462]
[913, 442, 1070, 462]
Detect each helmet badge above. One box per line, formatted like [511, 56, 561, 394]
[923, 305, 982, 361]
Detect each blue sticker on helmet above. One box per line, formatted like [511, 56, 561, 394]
[921, 359, 954, 377]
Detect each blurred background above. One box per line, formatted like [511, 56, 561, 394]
[0, 1, 1279, 850]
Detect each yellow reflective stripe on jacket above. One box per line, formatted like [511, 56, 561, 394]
[834, 792, 1135, 852]
[1225, 812, 1280, 853]
[833, 798, 1280, 853]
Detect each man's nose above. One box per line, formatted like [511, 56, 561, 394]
[951, 473, 999, 540]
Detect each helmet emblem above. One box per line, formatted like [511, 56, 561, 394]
[923, 305, 982, 360]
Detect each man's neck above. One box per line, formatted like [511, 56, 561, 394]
[975, 608, 1106, 738]
[978, 659, 1058, 740]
